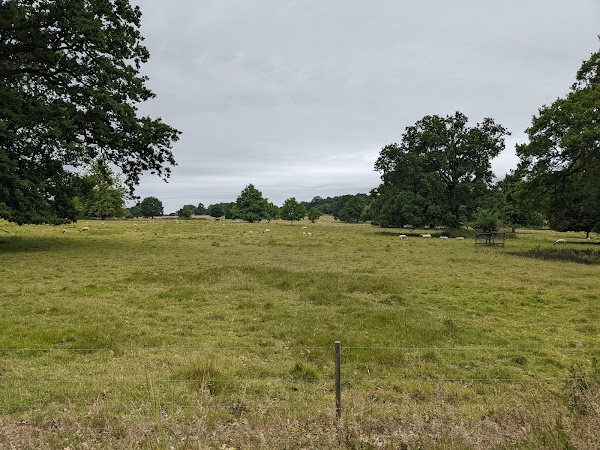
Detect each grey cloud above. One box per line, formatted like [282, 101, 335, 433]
[129, 0, 600, 212]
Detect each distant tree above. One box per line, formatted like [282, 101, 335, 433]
[371, 112, 509, 228]
[209, 204, 225, 219]
[74, 159, 128, 219]
[280, 198, 306, 224]
[128, 203, 142, 218]
[495, 172, 544, 228]
[266, 202, 280, 222]
[517, 42, 600, 238]
[139, 196, 163, 219]
[473, 208, 499, 233]
[303, 196, 324, 211]
[338, 195, 369, 223]
[360, 203, 373, 222]
[331, 195, 353, 220]
[194, 203, 207, 215]
[307, 207, 322, 223]
[318, 202, 333, 215]
[177, 205, 194, 219]
[231, 184, 268, 222]
[224, 202, 236, 219]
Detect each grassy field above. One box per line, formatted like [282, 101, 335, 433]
[0, 218, 599, 448]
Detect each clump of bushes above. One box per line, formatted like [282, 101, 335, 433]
[508, 246, 600, 264]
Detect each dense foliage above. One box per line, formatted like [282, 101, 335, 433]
[74, 159, 128, 219]
[301, 194, 370, 223]
[307, 207, 322, 223]
[370, 112, 508, 229]
[209, 203, 225, 219]
[279, 197, 306, 224]
[517, 43, 600, 237]
[176, 205, 195, 219]
[137, 196, 163, 219]
[231, 184, 269, 223]
[0, 0, 180, 225]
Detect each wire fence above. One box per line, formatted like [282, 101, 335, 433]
[1, 342, 598, 415]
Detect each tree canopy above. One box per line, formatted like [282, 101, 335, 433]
[371, 112, 508, 228]
[209, 204, 225, 219]
[74, 159, 128, 219]
[138, 196, 163, 219]
[0, 0, 180, 224]
[279, 197, 306, 224]
[176, 205, 195, 219]
[231, 184, 268, 222]
[307, 207, 321, 223]
[517, 42, 600, 236]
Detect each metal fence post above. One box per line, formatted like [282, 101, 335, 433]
[335, 341, 341, 419]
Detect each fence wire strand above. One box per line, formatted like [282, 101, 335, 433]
[0, 376, 592, 384]
[1, 346, 599, 352]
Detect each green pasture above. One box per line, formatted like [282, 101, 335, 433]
[0, 218, 599, 448]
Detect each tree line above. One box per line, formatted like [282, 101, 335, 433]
[1, 1, 598, 235]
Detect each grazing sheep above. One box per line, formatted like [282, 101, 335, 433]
[398, 234, 409, 240]
[248, 231, 253, 235]
[101, 222, 104, 226]
[307, 232, 312, 237]
[587, 237, 591, 241]
[61, 229, 66, 234]
[554, 239, 566, 245]
[440, 236, 449, 240]
[421, 234, 432, 239]
[302, 226, 307, 230]
[263, 229, 270, 233]
[134, 223, 138, 227]
[79, 227, 89, 232]
[303, 232, 306, 236]
[455, 237, 465, 240]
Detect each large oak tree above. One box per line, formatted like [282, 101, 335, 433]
[517, 42, 600, 237]
[371, 112, 508, 228]
[0, 0, 180, 224]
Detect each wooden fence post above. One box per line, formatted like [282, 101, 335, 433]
[335, 341, 341, 419]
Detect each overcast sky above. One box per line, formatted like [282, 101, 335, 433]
[129, 0, 600, 212]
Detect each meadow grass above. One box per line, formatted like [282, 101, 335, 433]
[0, 218, 599, 448]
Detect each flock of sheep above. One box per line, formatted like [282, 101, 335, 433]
[398, 234, 465, 240]
[247, 227, 313, 237]
[60, 222, 592, 246]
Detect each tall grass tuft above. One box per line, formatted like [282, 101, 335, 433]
[508, 246, 600, 264]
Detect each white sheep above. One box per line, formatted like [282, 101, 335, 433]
[248, 231, 253, 235]
[440, 236, 449, 240]
[554, 239, 566, 245]
[134, 223, 137, 227]
[61, 229, 67, 234]
[302, 226, 307, 230]
[455, 237, 465, 240]
[398, 234, 409, 240]
[101, 222, 104, 226]
[421, 234, 432, 239]
[79, 226, 89, 232]
[263, 229, 270, 233]
[302, 232, 306, 236]
[307, 232, 312, 237]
